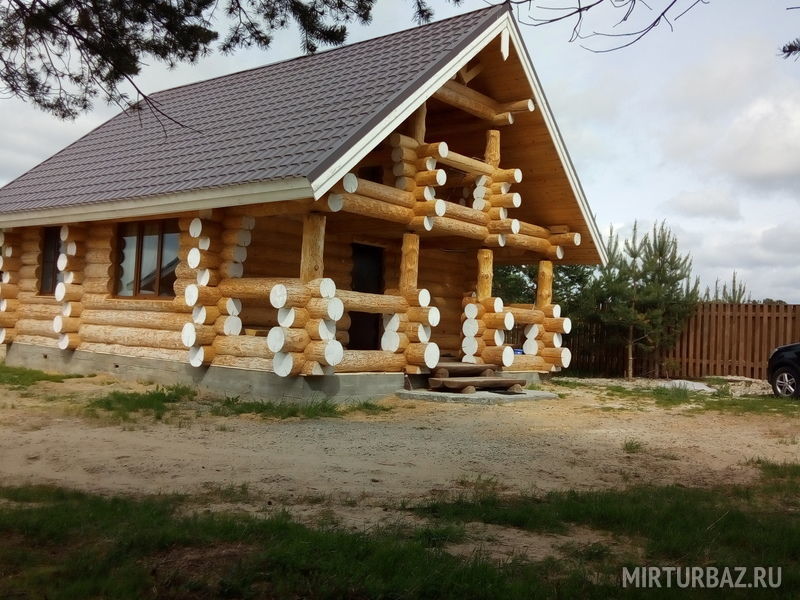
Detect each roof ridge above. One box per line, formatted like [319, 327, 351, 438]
[149, 4, 508, 100]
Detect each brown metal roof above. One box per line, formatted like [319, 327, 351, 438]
[0, 5, 507, 215]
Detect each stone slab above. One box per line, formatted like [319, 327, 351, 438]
[396, 388, 557, 405]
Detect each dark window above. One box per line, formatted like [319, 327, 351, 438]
[357, 165, 383, 184]
[116, 220, 179, 297]
[39, 227, 63, 295]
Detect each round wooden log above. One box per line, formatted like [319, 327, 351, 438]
[270, 281, 312, 309]
[184, 284, 222, 307]
[80, 294, 191, 314]
[217, 277, 287, 300]
[57, 332, 81, 350]
[544, 317, 572, 334]
[481, 297, 504, 313]
[62, 271, 84, 285]
[222, 215, 256, 231]
[541, 331, 563, 348]
[213, 355, 274, 370]
[492, 193, 522, 208]
[385, 288, 431, 308]
[306, 318, 335, 341]
[399, 233, 419, 293]
[220, 245, 248, 262]
[304, 339, 344, 366]
[389, 132, 418, 149]
[62, 241, 85, 257]
[196, 268, 222, 287]
[416, 141, 448, 160]
[510, 354, 549, 371]
[549, 232, 581, 247]
[0, 328, 14, 344]
[0, 312, 16, 328]
[218, 297, 242, 316]
[212, 335, 274, 359]
[412, 198, 447, 217]
[81, 278, 111, 294]
[277, 306, 309, 328]
[522, 337, 540, 355]
[80, 324, 187, 349]
[267, 326, 311, 353]
[483, 311, 514, 331]
[341, 175, 415, 208]
[331, 193, 414, 225]
[461, 318, 480, 337]
[405, 342, 440, 369]
[215, 315, 243, 336]
[180, 322, 217, 348]
[188, 218, 222, 239]
[409, 216, 434, 232]
[487, 219, 520, 235]
[390, 146, 417, 162]
[524, 323, 540, 338]
[54, 282, 82, 303]
[193, 305, 221, 325]
[380, 330, 409, 352]
[483, 329, 505, 346]
[392, 161, 416, 178]
[427, 217, 488, 241]
[463, 303, 482, 319]
[487, 207, 508, 221]
[0, 298, 20, 313]
[414, 186, 436, 201]
[337, 290, 408, 314]
[406, 305, 440, 327]
[440, 202, 488, 225]
[335, 350, 407, 373]
[52, 315, 80, 334]
[541, 347, 572, 368]
[220, 261, 244, 278]
[481, 345, 514, 367]
[187, 248, 220, 270]
[461, 336, 481, 356]
[306, 297, 344, 321]
[0, 256, 22, 271]
[506, 306, 544, 325]
[0, 283, 20, 299]
[405, 322, 431, 343]
[188, 345, 215, 367]
[221, 229, 252, 247]
[382, 313, 405, 332]
[2, 271, 19, 285]
[84, 263, 113, 279]
[273, 351, 304, 377]
[415, 169, 447, 187]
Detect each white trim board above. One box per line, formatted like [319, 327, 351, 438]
[0, 177, 313, 227]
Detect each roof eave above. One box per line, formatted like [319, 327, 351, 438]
[0, 177, 314, 228]
[502, 14, 608, 266]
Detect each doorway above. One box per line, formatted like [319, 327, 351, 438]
[349, 243, 384, 350]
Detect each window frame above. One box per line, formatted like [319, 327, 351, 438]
[113, 219, 179, 299]
[38, 226, 62, 296]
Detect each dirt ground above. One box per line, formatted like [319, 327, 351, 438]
[0, 373, 796, 560]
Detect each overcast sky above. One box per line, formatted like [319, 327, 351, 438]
[1, 0, 798, 301]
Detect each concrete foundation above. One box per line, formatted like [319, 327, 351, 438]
[3, 342, 404, 404]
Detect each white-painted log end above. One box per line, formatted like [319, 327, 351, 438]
[426, 306, 441, 327]
[501, 345, 514, 367]
[562, 317, 572, 334]
[423, 343, 440, 369]
[188, 346, 206, 367]
[342, 173, 359, 193]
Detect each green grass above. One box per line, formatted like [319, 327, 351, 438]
[548, 378, 590, 388]
[0, 364, 83, 389]
[86, 384, 195, 421]
[651, 385, 695, 406]
[210, 395, 339, 419]
[416, 464, 800, 595]
[0, 485, 612, 599]
[622, 438, 644, 454]
[342, 400, 393, 415]
[1, 465, 799, 598]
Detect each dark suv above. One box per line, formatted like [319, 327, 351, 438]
[768, 343, 800, 398]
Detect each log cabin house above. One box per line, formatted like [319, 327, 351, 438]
[0, 5, 606, 397]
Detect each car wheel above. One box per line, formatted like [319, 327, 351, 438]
[772, 367, 800, 398]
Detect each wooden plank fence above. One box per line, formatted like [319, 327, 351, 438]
[508, 303, 800, 379]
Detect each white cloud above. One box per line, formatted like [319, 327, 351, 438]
[662, 188, 741, 220]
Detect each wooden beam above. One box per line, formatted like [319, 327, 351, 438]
[410, 102, 426, 143]
[300, 213, 326, 283]
[432, 80, 513, 126]
[399, 233, 419, 293]
[477, 249, 493, 301]
[536, 260, 553, 308]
